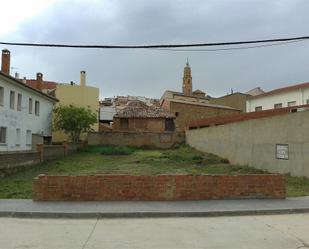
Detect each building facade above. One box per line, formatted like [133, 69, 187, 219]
[52, 71, 100, 142]
[246, 82, 309, 112]
[0, 70, 57, 151]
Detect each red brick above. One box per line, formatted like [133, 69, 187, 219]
[32, 174, 286, 201]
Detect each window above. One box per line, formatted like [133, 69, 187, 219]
[16, 128, 21, 145]
[26, 130, 32, 145]
[10, 91, 15, 109]
[255, 106, 262, 112]
[0, 127, 7, 144]
[35, 101, 40, 116]
[288, 101, 296, 107]
[307, 99, 309, 105]
[0, 86, 4, 106]
[17, 93, 22, 111]
[165, 118, 175, 131]
[274, 103, 282, 109]
[29, 98, 33, 114]
[175, 112, 179, 117]
[120, 118, 129, 129]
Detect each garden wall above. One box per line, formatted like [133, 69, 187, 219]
[0, 142, 85, 177]
[33, 174, 285, 201]
[0, 151, 41, 176]
[87, 131, 185, 149]
[186, 111, 309, 178]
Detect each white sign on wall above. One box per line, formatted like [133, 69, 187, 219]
[276, 144, 289, 160]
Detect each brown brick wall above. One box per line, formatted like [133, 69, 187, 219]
[113, 117, 167, 132]
[87, 131, 185, 149]
[210, 93, 248, 112]
[170, 102, 241, 130]
[33, 174, 285, 201]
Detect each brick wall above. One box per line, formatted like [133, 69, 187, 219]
[209, 93, 248, 112]
[188, 104, 309, 129]
[170, 101, 241, 130]
[88, 131, 185, 149]
[43, 145, 65, 161]
[113, 117, 170, 133]
[33, 174, 285, 201]
[0, 151, 41, 176]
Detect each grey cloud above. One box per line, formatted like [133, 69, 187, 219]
[2, 0, 309, 98]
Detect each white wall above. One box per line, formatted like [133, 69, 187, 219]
[0, 76, 55, 151]
[99, 105, 116, 121]
[246, 88, 309, 112]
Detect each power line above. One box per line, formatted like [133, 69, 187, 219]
[150, 40, 307, 52]
[0, 36, 309, 49]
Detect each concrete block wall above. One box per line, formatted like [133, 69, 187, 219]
[33, 174, 285, 201]
[0, 142, 85, 177]
[43, 145, 65, 161]
[186, 111, 309, 178]
[0, 151, 41, 176]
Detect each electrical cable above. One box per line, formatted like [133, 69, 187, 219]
[0, 36, 309, 49]
[149, 39, 307, 52]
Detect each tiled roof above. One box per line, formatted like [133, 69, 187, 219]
[188, 104, 309, 129]
[26, 79, 57, 90]
[193, 89, 205, 94]
[115, 100, 175, 118]
[250, 82, 309, 99]
[0, 72, 58, 102]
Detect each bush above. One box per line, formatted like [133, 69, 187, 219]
[100, 145, 138, 155]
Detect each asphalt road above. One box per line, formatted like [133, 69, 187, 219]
[1, 214, 309, 249]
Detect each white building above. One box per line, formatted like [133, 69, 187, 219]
[246, 82, 309, 112]
[0, 51, 58, 151]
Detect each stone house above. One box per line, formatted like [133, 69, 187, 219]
[113, 100, 175, 132]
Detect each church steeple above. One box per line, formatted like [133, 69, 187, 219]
[182, 58, 192, 95]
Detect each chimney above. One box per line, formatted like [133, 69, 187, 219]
[80, 71, 86, 86]
[36, 72, 43, 91]
[1, 49, 10, 75]
[15, 72, 19, 79]
[22, 77, 27, 84]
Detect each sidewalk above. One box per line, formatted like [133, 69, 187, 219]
[0, 197, 309, 218]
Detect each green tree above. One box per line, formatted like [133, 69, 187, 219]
[53, 105, 97, 142]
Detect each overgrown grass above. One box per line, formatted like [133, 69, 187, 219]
[0, 145, 308, 198]
[286, 176, 309, 197]
[100, 145, 138, 155]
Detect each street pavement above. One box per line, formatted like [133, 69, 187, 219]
[1, 197, 309, 218]
[0, 214, 309, 249]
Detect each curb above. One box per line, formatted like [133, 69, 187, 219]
[1, 208, 309, 219]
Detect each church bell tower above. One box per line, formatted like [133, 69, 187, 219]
[182, 58, 192, 95]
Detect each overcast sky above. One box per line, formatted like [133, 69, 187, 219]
[1, 0, 309, 99]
